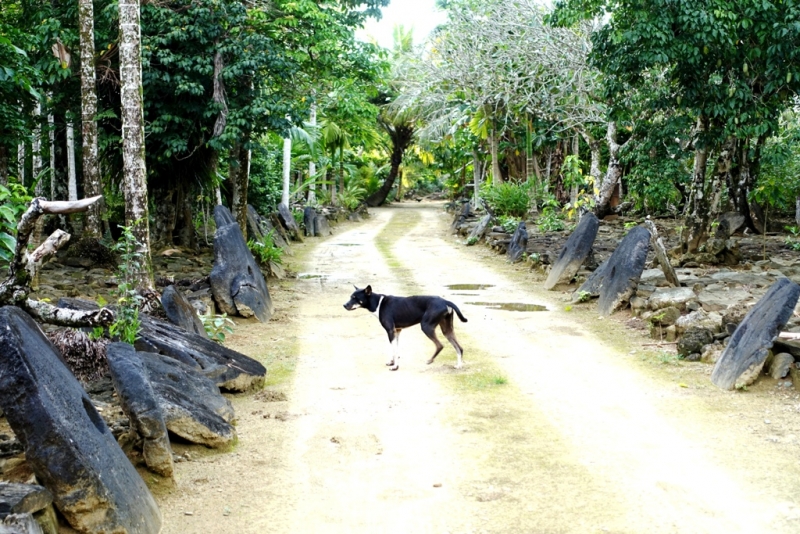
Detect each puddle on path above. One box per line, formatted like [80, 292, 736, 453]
[467, 302, 548, 312]
[330, 243, 361, 247]
[445, 284, 495, 290]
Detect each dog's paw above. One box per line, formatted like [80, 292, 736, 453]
[454, 363, 463, 369]
[389, 364, 399, 371]
[426, 358, 435, 365]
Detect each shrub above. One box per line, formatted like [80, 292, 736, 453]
[248, 231, 283, 266]
[482, 181, 531, 218]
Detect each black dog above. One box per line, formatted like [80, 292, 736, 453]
[343, 285, 467, 371]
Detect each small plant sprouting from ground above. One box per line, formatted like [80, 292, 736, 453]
[109, 224, 144, 344]
[248, 231, 283, 266]
[576, 290, 592, 303]
[466, 235, 479, 246]
[785, 226, 800, 251]
[201, 312, 236, 343]
[497, 215, 521, 234]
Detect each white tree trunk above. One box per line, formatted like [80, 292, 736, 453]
[32, 101, 42, 194]
[472, 147, 482, 208]
[17, 143, 24, 184]
[593, 122, 627, 215]
[490, 125, 502, 185]
[308, 103, 317, 204]
[282, 134, 291, 207]
[119, 0, 152, 288]
[48, 106, 55, 201]
[80, 0, 102, 238]
[215, 186, 222, 205]
[67, 118, 77, 202]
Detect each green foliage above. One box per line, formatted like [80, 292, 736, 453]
[785, 226, 800, 251]
[337, 181, 367, 210]
[497, 215, 520, 234]
[247, 233, 283, 267]
[0, 181, 30, 268]
[481, 181, 531, 218]
[109, 224, 144, 345]
[560, 155, 594, 220]
[576, 290, 591, 303]
[536, 193, 565, 232]
[200, 312, 235, 343]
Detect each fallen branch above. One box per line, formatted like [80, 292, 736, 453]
[1, 195, 114, 327]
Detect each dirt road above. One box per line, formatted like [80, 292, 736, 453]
[159, 203, 800, 534]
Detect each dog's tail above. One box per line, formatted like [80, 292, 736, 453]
[446, 301, 468, 323]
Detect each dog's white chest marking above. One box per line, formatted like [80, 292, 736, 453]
[372, 296, 384, 320]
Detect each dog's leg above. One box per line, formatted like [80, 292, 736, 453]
[388, 329, 402, 371]
[441, 314, 464, 369]
[422, 321, 444, 365]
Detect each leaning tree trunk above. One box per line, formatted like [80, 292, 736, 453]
[79, 0, 103, 238]
[365, 123, 413, 207]
[594, 121, 627, 218]
[684, 117, 711, 253]
[119, 0, 153, 289]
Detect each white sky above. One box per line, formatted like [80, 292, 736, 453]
[357, 0, 449, 50]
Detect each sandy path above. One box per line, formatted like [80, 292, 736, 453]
[158, 203, 800, 534]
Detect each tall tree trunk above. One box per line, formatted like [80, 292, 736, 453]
[795, 196, 800, 228]
[684, 117, 711, 253]
[174, 182, 196, 249]
[569, 135, 579, 207]
[489, 124, 502, 185]
[152, 188, 176, 248]
[0, 146, 8, 186]
[593, 122, 626, 218]
[472, 147, 482, 208]
[338, 144, 344, 199]
[48, 102, 54, 201]
[282, 134, 291, 206]
[17, 142, 24, 185]
[308, 103, 317, 204]
[66, 117, 77, 201]
[119, 0, 153, 289]
[231, 137, 250, 239]
[32, 101, 42, 194]
[80, 0, 102, 238]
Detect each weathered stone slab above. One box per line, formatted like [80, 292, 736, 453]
[769, 353, 794, 379]
[711, 278, 800, 390]
[0, 306, 161, 534]
[0, 484, 52, 518]
[277, 203, 303, 242]
[467, 214, 493, 244]
[648, 287, 696, 311]
[314, 214, 332, 237]
[573, 226, 650, 316]
[141, 351, 236, 448]
[161, 285, 205, 336]
[451, 202, 471, 231]
[716, 212, 746, 238]
[210, 205, 274, 322]
[106, 343, 174, 477]
[545, 213, 599, 289]
[697, 288, 752, 312]
[506, 221, 528, 263]
[57, 298, 266, 392]
[303, 207, 317, 237]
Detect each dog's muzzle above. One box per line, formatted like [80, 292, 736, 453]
[343, 300, 359, 310]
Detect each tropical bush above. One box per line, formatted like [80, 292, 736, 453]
[0, 181, 30, 269]
[482, 181, 531, 218]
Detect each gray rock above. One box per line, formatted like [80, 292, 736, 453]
[303, 207, 317, 237]
[161, 285, 205, 337]
[735, 360, 766, 389]
[697, 288, 752, 312]
[648, 287, 696, 311]
[675, 309, 723, 334]
[106, 343, 174, 477]
[210, 205, 274, 321]
[650, 306, 681, 326]
[467, 214, 493, 244]
[0, 483, 52, 518]
[640, 268, 667, 285]
[314, 214, 332, 237]
[769, 353, 795, 379]
[544, 213, 599, 289]
[712, 278, 800, 390]
[0, 513, 43, 534]
[506, 222, 528, 263]
[716, 212, 746, 238]
[187, 287, 216, 316]
[277, 202, 303, 242]
[0, 306, 161, 534]
[573, 226, 650, 315]
[141, 352, 236, 448]
[678, 327, 714, 358]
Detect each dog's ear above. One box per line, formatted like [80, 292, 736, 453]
[353, 284, 359, 291]
[365, 285, 372, 296]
